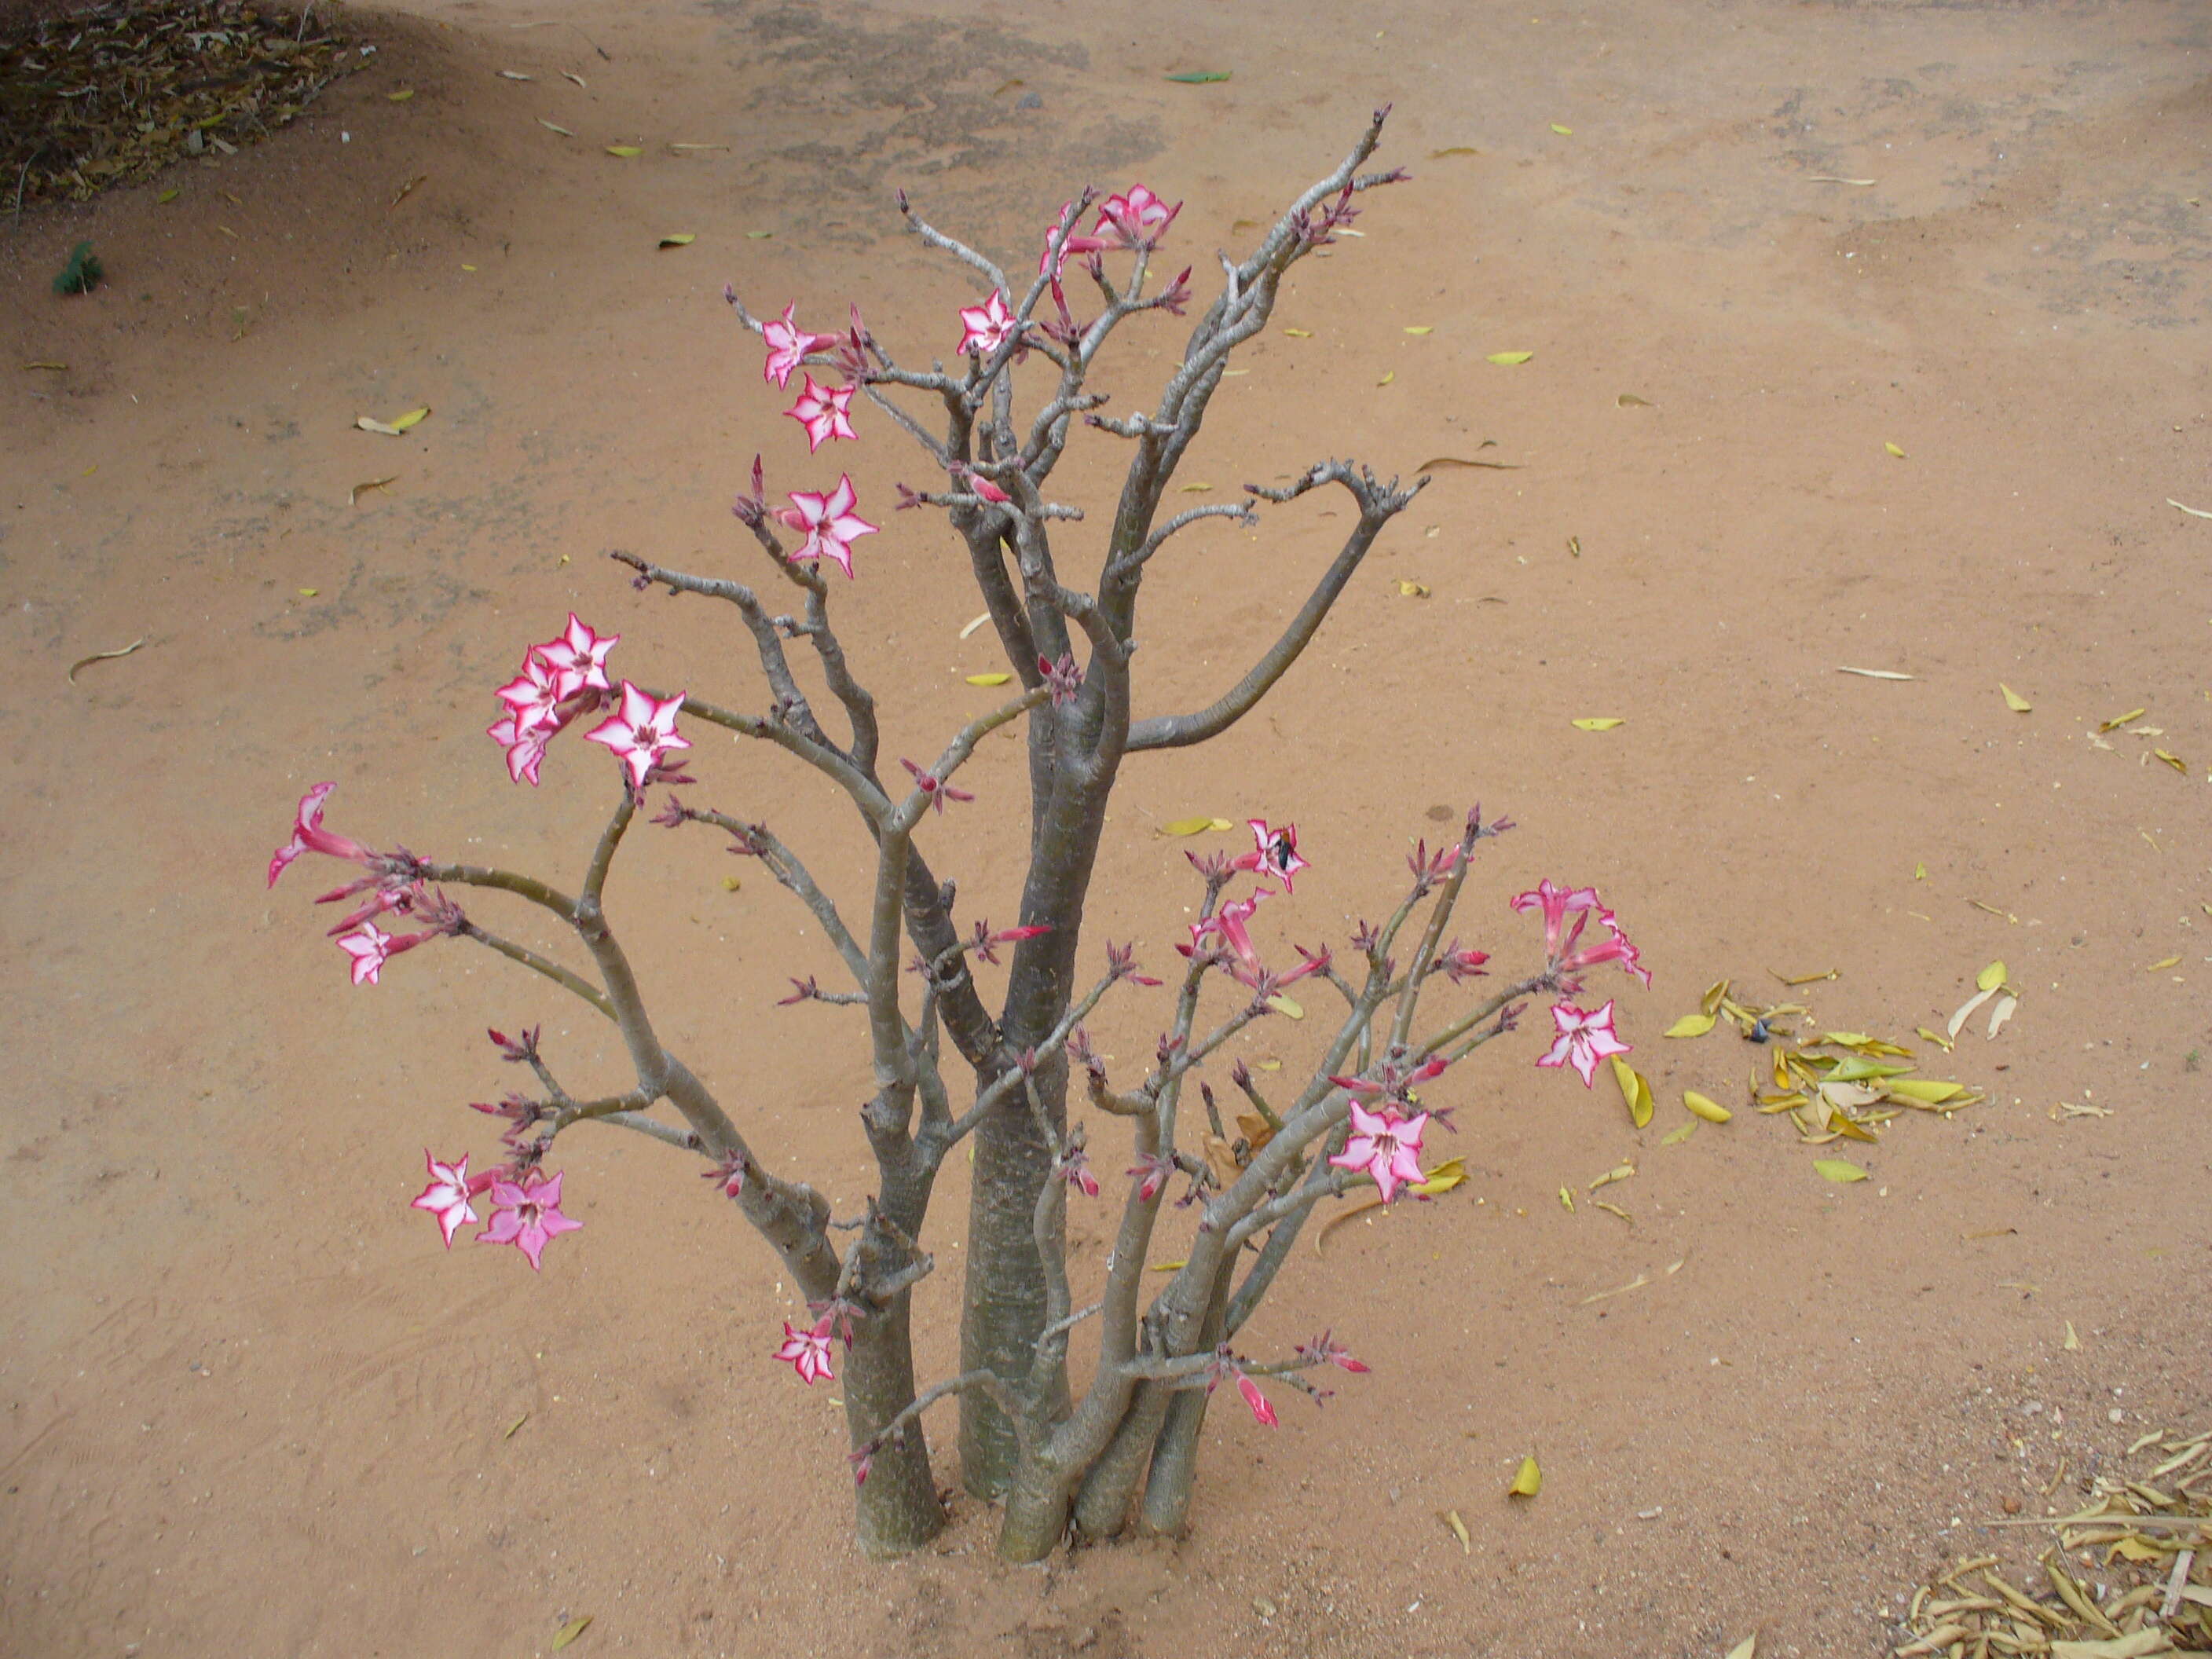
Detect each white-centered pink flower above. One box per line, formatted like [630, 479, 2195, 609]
[486, 714, 551, 786]
[268, 782, 372, 888]
[338, 921, 401, 985]
[762, 302, 837, 390]
[534, 613, 619, 699]
[494, 650, 563, 737]
[1233, 818, 1309, 893]
[478, 1169, 582, 1270]
[777, 475, 878, 579]
[783, 374, 858, 452]
[1328, 1101, 1430, 1203]
[584, 681, 691, 789]
[774, 1319, 837, 1385]
[410, 1150, 489, 1247]
[1093, 183, 1181, 249]
[1536, 999, 1632, 1087]
[1557, 906, 1653, 988]
[957, 290, 1018, 357]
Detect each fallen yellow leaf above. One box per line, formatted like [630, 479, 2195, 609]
[2144, 955, 2181, 971]
[964, 672, 1012, 687]
[657, 233, 696, 248]
[1486, 350, 1534, 365]
[1661, 1120, 1697, 1146]
[1159, 816, 1233, 837]
[1683, 1090, 1732, 1123]
[2000, 683, 2032, 712]
[1813, 1158, 1868, 1184]
[1549, 123, 1573, 135]
[1610, 1056, 1654, 1129]
[1508, 1455, 1542, 1496]
[1403, 325, 1434, 335]
[605, 145, 644, 158]
[1396, 578, 1430, 598]
[1663, 1013, 1716, 1038]
[1443, 1508, 1470, 1551]
[2097, 707, 2146, 733]
[1571, 717, 1624, 731]
[550, 1614, 592, 1650]
[1884, 441, 1906, 458]
[1282, 328, 1314, 338]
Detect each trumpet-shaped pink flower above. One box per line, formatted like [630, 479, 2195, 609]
[268, 782, 373, 888]
[777, 475, 878, 578]
[1233, 818, 1309, 893]
[1037, 200, 1111, 273]
[773, 1319, 837, 1385]
[783, 374, 858, 452]
[533, 613, 619, 699]
[1510, 878, 1605, 957]
[410, 1150, 490, 1247]
[478, 1169, 582, 1270]
[1557, 907, 1653, 988]
[486, 715, 550, 786]
[1187, 888, 1273, 980]
[1094, 184, 1181, 249]
[957, 290, 1019, 357]
[1058, 1148, 1100, 1198]
[1536, 999, 1631, 1086]
[761, 302, 837, 389]
[584, 681, 691, 789]
[1236, 1373, 1278, 1428]
[1328, 1101, 1430, 1203]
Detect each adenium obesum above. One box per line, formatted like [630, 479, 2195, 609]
[270, 110, 1653, 1562]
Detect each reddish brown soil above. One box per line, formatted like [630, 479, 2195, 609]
[4, 1, 2209, 1654]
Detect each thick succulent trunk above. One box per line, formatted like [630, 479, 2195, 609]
[956, 1056, 1071, 1496]
[997, 1454, 1076, 1563]
[840, 1289, 947, 1557]
[1137, 1386, 1208, 1535]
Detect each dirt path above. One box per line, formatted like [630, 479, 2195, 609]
[2, 1, 2207, 1654]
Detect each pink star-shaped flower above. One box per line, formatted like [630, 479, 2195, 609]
[1509, 878, 1605, 957]
[494, 650, 563, 738]
[956, 290, 1019, 357]
[1328, 1101, 1430, 1203]
[761, 302, 837, 390]
[778, 475, 877, 578]
[533, 613, 619, 700]
[410, 1149, 489, 1247]
[1233, 818, 1309, 893]
[268, 782, 372, 888]
[773, 1319, 837, 1385]
[1536, 999, 1632, 1087]
[486, 714, 550, 786]
[584, 681, 691, 789]
[1093, 184, 1181, 249]
[782, 374, 858, 452]
[478, 1169, 582, 1270]
[1556, 906, 1653, 988]
[338, 922, 397, 985]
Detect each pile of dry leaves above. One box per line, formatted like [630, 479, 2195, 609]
[1897, 1427, 2212, 1657]
[2, 0, 357, 209]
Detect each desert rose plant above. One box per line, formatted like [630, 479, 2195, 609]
[269, 108, 1652, 1560]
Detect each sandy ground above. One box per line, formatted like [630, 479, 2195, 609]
[3, 0, 2210, 1654]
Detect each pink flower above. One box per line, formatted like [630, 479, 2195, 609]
[533, 613, 619, 699]
[773, 1319, 837, 1385]
[1058, 1149, 1100, 1198]
[782, 374, 858, 452]
[1236, 1374, 1278, 1428]
[584, 681, 691, 789]
[1557, 906, 1653, 988]
[1233, 818, 1309, 893]
[493, 650, 563, 737]
[957, 290, 1019, 357]
[337, 921, 418, 986]
[268, 782, 372, 888]
[486, 715, 550, 786]
[1536, 999, 1632, 1087]
[956, 465, 1013, 505]
[1093, 184, 1181, 249]
[1328, 1101, 1430, 1203]
[410, 1150, 491, 1247]
[1510, 878, 1604, 957]
[478, 1169, 583, 1270]
[1037, 200, 1111, 274]
[777, 475, 878, 578]
[1187, 888, 1273, 980]
[1126, 1153, 1176, 1203]
[761, 302, 837, 390]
